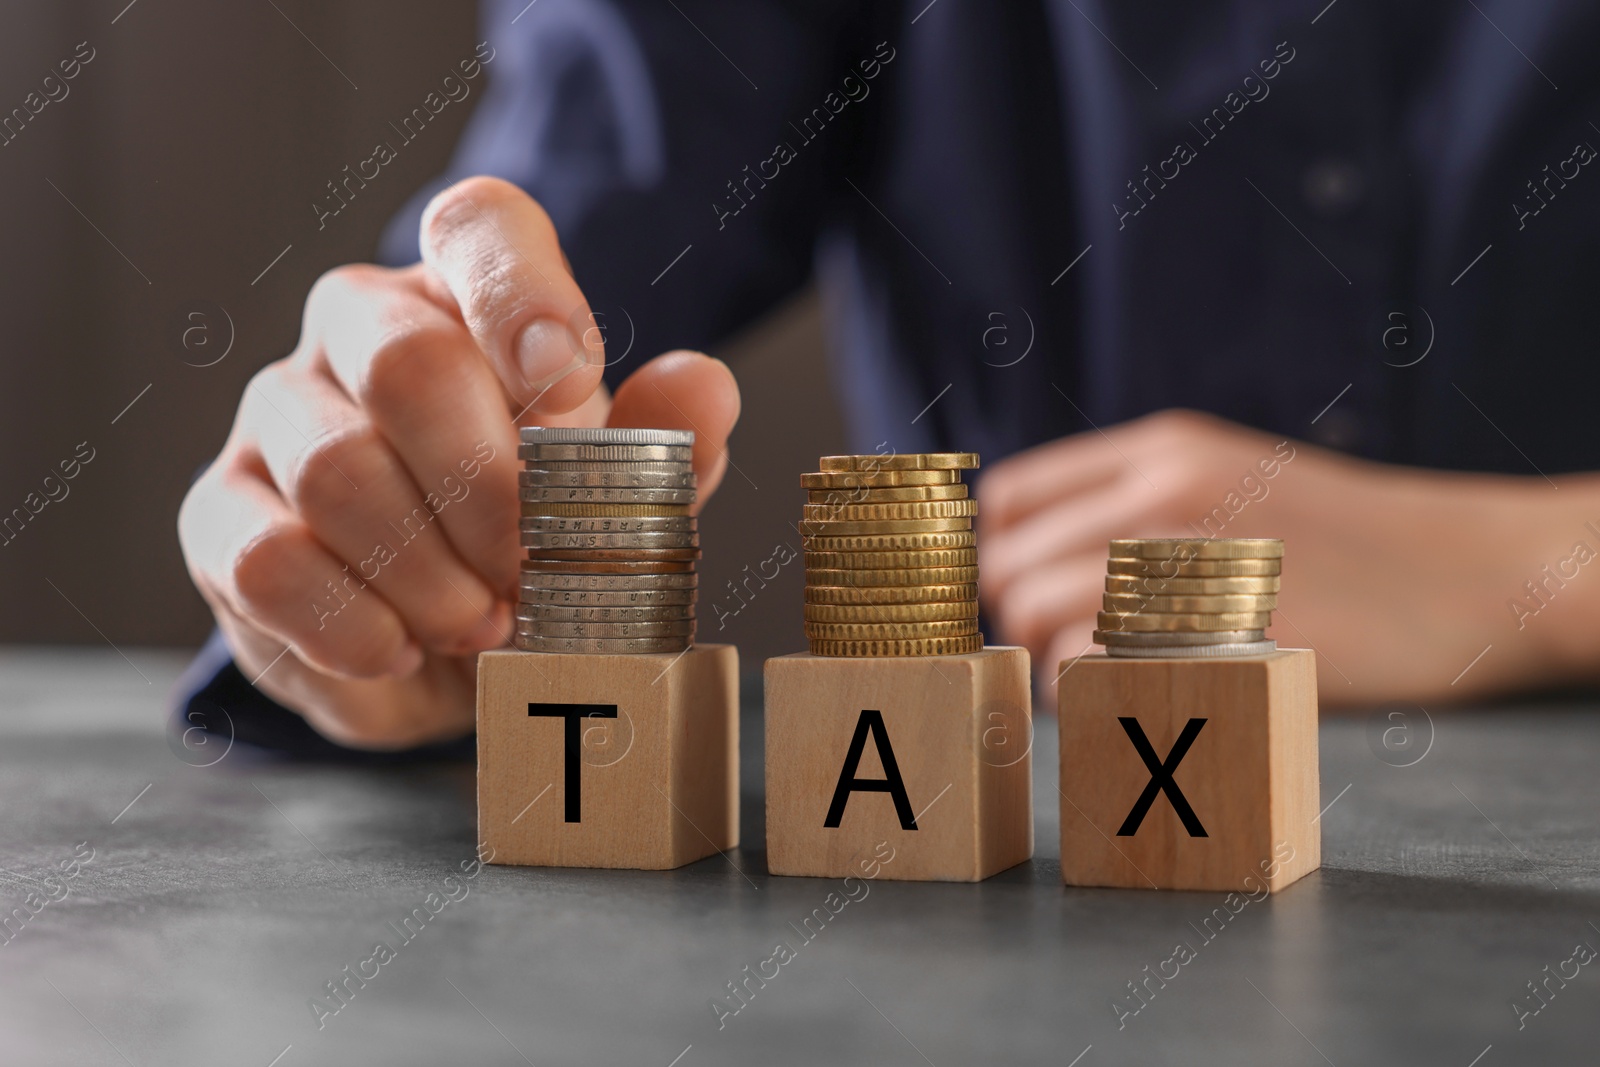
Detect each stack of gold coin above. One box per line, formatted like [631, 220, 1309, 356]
[517, 427, 697, 654]
[1094, 538, 1282, 658]
[800, 453, 983, 656]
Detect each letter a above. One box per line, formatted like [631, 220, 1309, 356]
[823, 710, 917, 830]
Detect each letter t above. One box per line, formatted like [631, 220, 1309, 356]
[529, 703, 618, 822]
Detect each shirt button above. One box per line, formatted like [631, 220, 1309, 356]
[1302, 158, 1364, 215]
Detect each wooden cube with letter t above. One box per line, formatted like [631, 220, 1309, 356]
[476, 644, 738, 870]
[763, 648, 1034, 882]
[1057, 649, 1320, 892]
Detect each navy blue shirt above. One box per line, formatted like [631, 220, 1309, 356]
[186, 0, 1600, 752]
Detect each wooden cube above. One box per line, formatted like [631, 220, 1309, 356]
[764, 647, 1033, 882]
[1058, 649, 1319, 893]
[477, 644, 738, 870]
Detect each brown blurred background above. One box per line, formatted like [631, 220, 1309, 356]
[0, 0, 842, 665]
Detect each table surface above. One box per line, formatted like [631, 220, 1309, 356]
[0, 649, 1597, 1066]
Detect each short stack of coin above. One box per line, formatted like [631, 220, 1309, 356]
[800, 453, 983, 656]
[517, 427, 697, 654]
[1094, 538, 1282, 657]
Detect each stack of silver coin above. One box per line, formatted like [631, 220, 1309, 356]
[517, 427, 698, 654]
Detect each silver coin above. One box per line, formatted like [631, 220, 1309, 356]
[520, 427, 694, 446]
[521, 531, 701, 550]
[1107, 639, 1278, 659]
[518, 486, 697, 505]
[519, 460, 695, 473]
[513, 634, 692, 655]
[518, 444, 692, 462]
[516, 619, 696, 638]
[519, 587, 698, 607]
[518, 572, 700, 592]
[516, 603, 696, 622]
[518, 516, 696, 533]
[525, 548, 701, 563]
[1094, 629, 1267, 647]
[519, 469, 697, 489]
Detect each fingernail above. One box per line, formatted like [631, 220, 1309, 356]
[516, 318, 595, 399]
[387, 642, 424, 677]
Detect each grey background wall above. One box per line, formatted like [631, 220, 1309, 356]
[0, 0, 842, 666]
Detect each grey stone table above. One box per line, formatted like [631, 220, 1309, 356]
[0, 648, 1597, 1066]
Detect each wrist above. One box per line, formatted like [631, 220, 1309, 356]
[1483, 474, 1600, 686]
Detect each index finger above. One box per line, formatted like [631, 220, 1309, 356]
[418, 176, 605, 414]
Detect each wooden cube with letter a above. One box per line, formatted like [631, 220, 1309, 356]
[1058, 649, 1320, 893]
[764, 647, 1033, 882]
[477, 644, 738, 870]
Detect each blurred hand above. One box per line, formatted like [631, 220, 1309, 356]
[979, 409, 1600, 707]
[179, 177, 740, 749]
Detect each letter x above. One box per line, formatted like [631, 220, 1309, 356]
[1115, 717, 1207, 838]
[529, 702, 617, 823]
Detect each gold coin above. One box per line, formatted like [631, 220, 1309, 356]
[798, 517, 972, 536]
[804, 601, 979, 623]
[1107, 557, 1281, 577]
[1096, 610, 1272, 632]
[800, 470, 959, 488]
[805, 565, 980, 587]
[805, 582, 978, 605]
[521, 502, 692, 517]
[805, 618, 981, 640]
[1103, 592, 1276, 613]
[803, 531, 976, 552]
[819, 452, 979, 472]
[804, 548, 977, 570]
[801, 500, 977, 522]
[1108, 538, 1283, 560]
[809, 633, 985, 657]
[1105, 574, 1280, 594]
[806, 484, 968, 504]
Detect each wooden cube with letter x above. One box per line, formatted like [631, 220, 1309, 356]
[1061, 538, 1321, 892]
[764, 648, 1034, 883]
[476, 645, 739, 870]
[1057, 649, 1321, 892]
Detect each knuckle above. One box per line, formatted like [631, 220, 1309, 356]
[977, 469, 1020, 515]
[175, 470, 219, 563]
[362, 322, 466, 411]
[422, 176, 552, 252]
[231, 527, 307, 618]
[333, 633, 409, 681]
[240, 363, 280, 407]
[285, 428, 374, 517]
[991, 582, 1035, 635]
[303, 264, 388, 340]
[238, 362, 292, 431]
